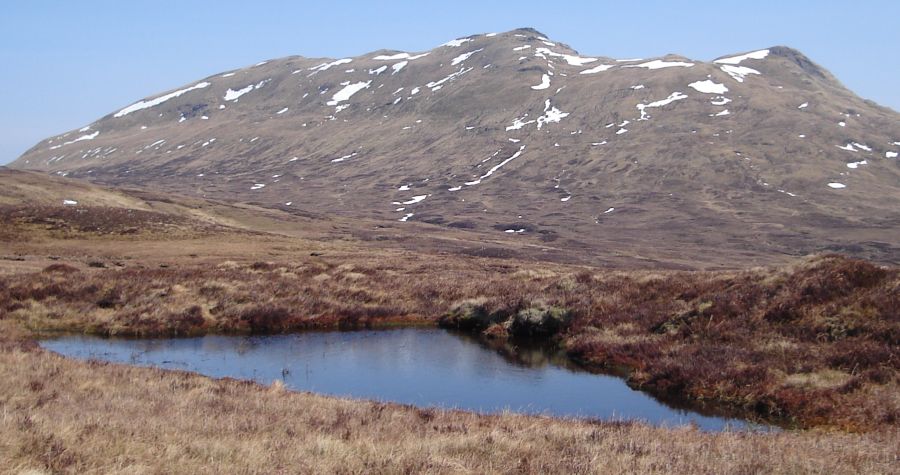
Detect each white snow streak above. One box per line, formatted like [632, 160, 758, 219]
[391, 61, 408, 74]
[50, 131, 100, 149]
[114, 82, 210, 117]
[719, 65, 760, 82]
[580, 64, 615, 74]
[531, 74, 551, 90]
[463, 146, 526, 186]
[506, 115, 535, 131]
[533, 47, 597, 66]
[372, 52, 429, 60]
[714, 49, 769, 65]
[426, 67, 473, 91]
[308, 58, 353, 74]
[451, 48, 483, 66]
[636, 92, 688, 120]
[624, 60, 694, 70]
[442, 38, 472, 47]
[401, 195, 428, 205]
[224, 85, 254, 101]
[536, 100, 569, 129]
[326, 81, 372, 106]
[688, 80, 728, 94]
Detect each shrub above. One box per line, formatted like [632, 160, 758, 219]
[238, 305, 291, 333]
[510, 306, 571, 338]
[438, 298, 497, 331]
[42, 264, 79, 274]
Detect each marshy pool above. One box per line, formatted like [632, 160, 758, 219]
[41, 328, 770, 431]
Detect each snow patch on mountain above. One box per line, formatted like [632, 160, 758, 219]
[49, 131, 100, 150]
[714, 49, 769, 65]
[506, 114, 535, 131]
[224, 80, 268, 101]
[463, 146, 526, 186]
[442, 38, 472, 47]
[327, 81, 372, 106]
[392, 61, 408, 74]
[308, 58, 353, 75]
[451, 48, 484, 66]
[114, 82, 210, 117]
[330, 152, 358, 163]
[689, 80, 728, 94]
[625, 60, 694, 70]
[536, 100, 569, 129]
[531, 74, 551, 90]
[580, 64, 615, 74]
[401, 195, 428, 205]
[427, 67, 474, 91]
[719, 65, 760, 83]
[533, 47, 597, 66]
[637, 92, 688, 120]
[372, 52, 429, 61]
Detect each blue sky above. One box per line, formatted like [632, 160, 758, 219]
[2, 0, 898, 164]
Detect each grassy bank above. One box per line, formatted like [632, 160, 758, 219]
[1, 253, 897, 431]
[1, 324, 897, 474]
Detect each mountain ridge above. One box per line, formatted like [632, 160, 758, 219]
[11, 28, 900, 267]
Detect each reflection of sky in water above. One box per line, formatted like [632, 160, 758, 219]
[42, 329, 770, 431]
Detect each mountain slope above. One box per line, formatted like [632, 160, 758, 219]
[11, 28, 900, 266]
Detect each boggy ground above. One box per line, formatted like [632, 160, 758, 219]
[2, 251, 897, 433]
[1, 176, 898, 472]
[1, 324, 898, 474]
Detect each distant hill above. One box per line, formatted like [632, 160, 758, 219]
[11, 28, 900, 266]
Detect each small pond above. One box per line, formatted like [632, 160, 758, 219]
[41, 328, 772, 431]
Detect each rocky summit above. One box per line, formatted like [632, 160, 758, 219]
[11, 28, 900, 267]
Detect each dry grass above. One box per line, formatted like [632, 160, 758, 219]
[1, 326, 897, 474]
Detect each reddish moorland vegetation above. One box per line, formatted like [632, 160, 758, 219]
[1, 252, 896, 431]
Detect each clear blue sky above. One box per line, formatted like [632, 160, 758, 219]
[2, 0, 898, 164]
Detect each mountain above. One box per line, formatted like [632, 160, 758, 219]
[10, 28, 900, 267]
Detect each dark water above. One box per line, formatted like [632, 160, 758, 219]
[41, 328, 771, 431]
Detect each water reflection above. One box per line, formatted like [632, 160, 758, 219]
[41, 328, 772, 431]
